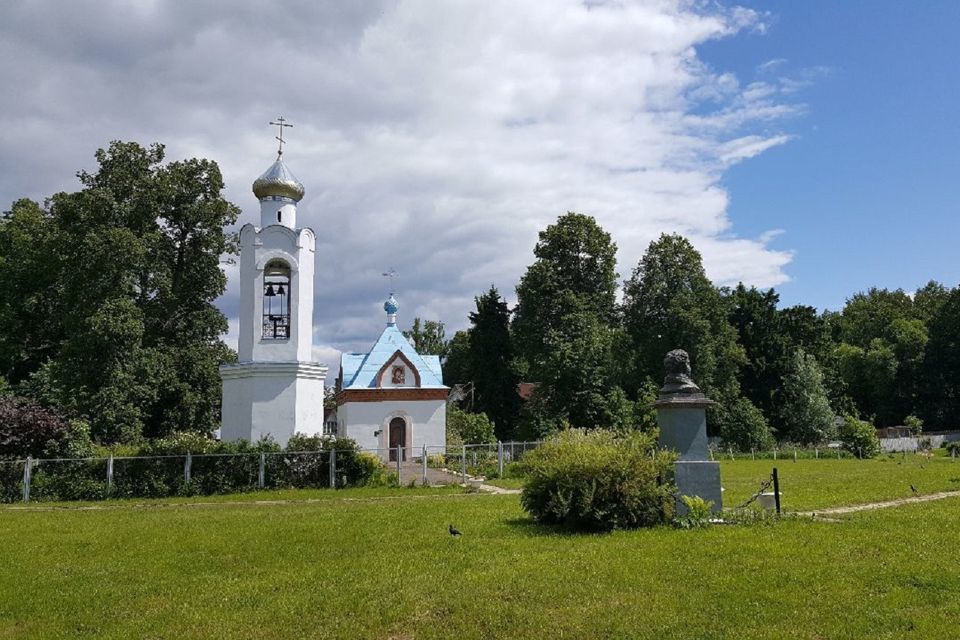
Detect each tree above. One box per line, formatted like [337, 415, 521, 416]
[726, 284, 786, 420]
[513, 212, 618, 369]
[0, 141, 239, 443]
[403, 318, 448, 357]
[441, 330, 472, 388]
[776, 349, 836, 444]
[512, 213, 621, 433]
[920, 286, 960, 427]
[623, 234, 745, 435]
[467, 287, 521, 440]
[716, 396, 774, 452]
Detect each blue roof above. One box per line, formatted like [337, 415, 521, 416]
[340, 324, 446, 389]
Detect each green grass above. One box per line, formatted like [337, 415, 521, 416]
[2, 458, 960, 638]
[2, 488, 960, 639]
[486, 455, 960, 509]
[720, 454, 960, 510]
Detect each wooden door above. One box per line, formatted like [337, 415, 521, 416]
[389, 417, 406, 461]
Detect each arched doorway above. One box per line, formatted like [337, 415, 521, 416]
[388, 417, 406, 461]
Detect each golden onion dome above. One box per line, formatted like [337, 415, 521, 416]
[252, 158, 305, 202]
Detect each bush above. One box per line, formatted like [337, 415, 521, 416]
[447, 408, 496, 445]
[0, 396, 93, 459]
[838, 415, 881, 458]
[904, 414, 923, 436]
[715, 396, 774, 452]
[944, 440, 960, 456]
[520, 429, 675, 532]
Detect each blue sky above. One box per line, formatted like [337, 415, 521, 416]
[699, 1, 960, 310]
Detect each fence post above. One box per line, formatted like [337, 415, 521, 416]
[729, 447, 734, 461]
[395, 446, 401, 478]
[184, 452, 192, 484]
[498, 441, 504, 476]
[773, 448, 778, 461]
[258, 453, 265, 489]
[751, 447, 755, 460]
[837, 447, 841, 460]
[329, 449, 336, 489]
[815, 448, 819, 459]
[772, 467, 781, 515]
[461, 444, 467, 483]
[422, 445, 427, 486]
[107, 454, 114, 491]
[794, 449, 798, 462]
[22, 457, 32, 503]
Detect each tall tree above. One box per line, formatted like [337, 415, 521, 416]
[0, 141, 239, 443]
[776, 349, 836, 444]
[512, 213, 622, 432]
[726, 284, 785, 419]
[467, 287, 521, 440]
[920, 286, 960, 427]
[623, 234, 745, 407]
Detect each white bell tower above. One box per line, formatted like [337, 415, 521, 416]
[219, 117, 328, 446]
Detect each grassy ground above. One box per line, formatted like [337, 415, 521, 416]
[483, 454, 960, 509]
[2, 488, 960, 639]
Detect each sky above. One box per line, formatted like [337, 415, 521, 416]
[1, 1, 957, 363]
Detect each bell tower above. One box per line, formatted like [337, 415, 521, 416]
[219, 117, 328, 446]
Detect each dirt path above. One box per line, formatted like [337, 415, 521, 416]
[800, 489, 960, 516]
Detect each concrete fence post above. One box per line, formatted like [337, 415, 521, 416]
[258, 453, 266, 489]
[421, 446, 427, 486]
[329, 449, 336, 489]
[815, 448, 819, 459]
[107, 455, 114, 490]
[184, 452, 192, 484]
[461, 445, 467, 483]
[498, 441, 504, 476]
[395, 446, 401, 478]
[22, 457, 32, 503]
[773, 448, 778, 461]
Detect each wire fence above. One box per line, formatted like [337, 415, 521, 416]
[0, 441, 547, 504]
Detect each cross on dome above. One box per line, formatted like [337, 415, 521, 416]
[269, 116, 293, 158]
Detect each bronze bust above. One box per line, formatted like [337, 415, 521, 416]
[660, 349, 701, 395]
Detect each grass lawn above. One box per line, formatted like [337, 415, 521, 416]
[720, 454, 960, 510]
[485, 455, 960, 510]
[2, 484, 960, 639]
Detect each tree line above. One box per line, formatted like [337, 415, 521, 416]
[3, 143, 958, 451]
[407, 213, 960, 449]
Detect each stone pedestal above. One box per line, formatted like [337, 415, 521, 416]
[655, 394, 722, 514]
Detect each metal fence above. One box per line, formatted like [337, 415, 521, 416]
[0, 441, 546, 504]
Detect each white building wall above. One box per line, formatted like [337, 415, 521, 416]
[220, 362, 327, 448]
[339, 399, 446, 459]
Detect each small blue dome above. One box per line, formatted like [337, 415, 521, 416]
[384, 294, 399, 315]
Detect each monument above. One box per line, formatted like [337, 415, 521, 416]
[654, 349, 722, 514]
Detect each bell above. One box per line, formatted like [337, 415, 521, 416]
[264, 284, 276, 297]
[276, 284, 285, 296]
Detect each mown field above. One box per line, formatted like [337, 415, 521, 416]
[1, 460, 959, 639]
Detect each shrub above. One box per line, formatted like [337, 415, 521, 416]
[0, 396, 92, 459]
[447, 408, 496, 445]
[716, 396, 774, 452]
[945, 441, 960, 456]
[520, 429, 675, 532]
[838, 415, 881, 458]
[674, 495, 714, 529]
[904, 414, 923, 436]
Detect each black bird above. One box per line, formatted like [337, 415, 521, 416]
[449, 524, 462, 537]
[910, 484, 919, 495]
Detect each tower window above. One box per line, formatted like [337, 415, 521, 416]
[262, 260, 291, 339]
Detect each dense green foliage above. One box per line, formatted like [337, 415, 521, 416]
[446, 407, 497, 445]
[2, 433, 386, 502]
[838, 415, 882, 458]
[403, 318, 448, 357]
[519, 429, 675, 531]
[0, 142, 239, 444]
[0, 395, 93, 459]
[443, 212, 960, 446]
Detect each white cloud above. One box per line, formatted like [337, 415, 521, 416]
[0, 0, 808, 358]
